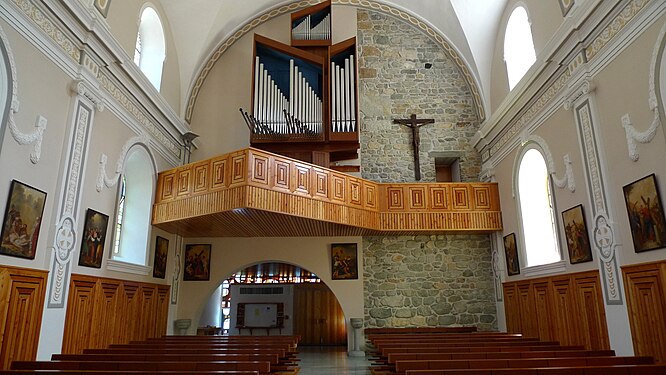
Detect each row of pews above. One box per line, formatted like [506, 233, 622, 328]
[366, 327, 665, 375]
[1, 335, 301, 375]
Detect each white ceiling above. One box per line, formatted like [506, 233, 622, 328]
[158, 0, 508, 113]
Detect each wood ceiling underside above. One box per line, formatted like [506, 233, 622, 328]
[153, 208, 495, 238]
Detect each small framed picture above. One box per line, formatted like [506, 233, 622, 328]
[0, 180, 47, 260]
[153, 236, 169, 279]
[331, 243, 358, 280]
[184, 244, 211, 281]
[503, 233, 520, 276]
[562, 204, 593, 264]
[623, 174, 666, 253]
[78, 209, 109, 268]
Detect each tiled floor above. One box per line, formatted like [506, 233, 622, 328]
[297, 346, 371, 374]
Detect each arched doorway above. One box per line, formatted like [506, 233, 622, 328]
[198, 262, 347, 346]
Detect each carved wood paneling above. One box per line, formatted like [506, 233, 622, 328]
[152, 148, 502, 236]
[502, 283, 522, 334]
[0, 266, 47, 370]
[622, 260, 666, 363]
[62, 275, 170, 354]
[503, 270, 609, 350]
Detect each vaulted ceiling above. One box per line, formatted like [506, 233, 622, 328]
[157, 0, 508, 114]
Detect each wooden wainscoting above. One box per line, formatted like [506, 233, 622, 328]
[622, 260, 666, 363]
[62, 274, 170, 354]
[503, 270, 609, 350]
[0, 265, 47, 370]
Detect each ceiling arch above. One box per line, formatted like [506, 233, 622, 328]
[175, 0, 496, 124]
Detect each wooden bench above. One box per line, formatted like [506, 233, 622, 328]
[394, 356, 654, 373]
[387, 350, 617, 364]
[51, 353, 280, 364]
[403, 364, 666, 375]
[366, 327, 478, 335]
[0, 371, 260, 375]
[10, 360, 272, 373]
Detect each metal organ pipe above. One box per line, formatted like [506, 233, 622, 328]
[292, 14, 331, 41]
[330, 55, 357, 133]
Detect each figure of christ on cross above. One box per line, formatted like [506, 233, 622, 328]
[393, 114, 435, 180]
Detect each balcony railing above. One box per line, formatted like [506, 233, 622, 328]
[152, 148, 502, 237]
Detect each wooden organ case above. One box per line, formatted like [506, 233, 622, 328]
[240, 1, 359, 169]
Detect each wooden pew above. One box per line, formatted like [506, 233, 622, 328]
[0, 371, 260, 375]
[403, 364, 666, 374]
[366, 327, 478, 335]
[387, 350, 617, 364]
[51, 353, 280, 364]
[10, 360, 272, 373]
[394, 356, 654, 373]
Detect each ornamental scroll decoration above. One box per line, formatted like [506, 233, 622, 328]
[621, 20, 666, 161]
[0, 23, 47, 164]
[96, 134, 150, 192]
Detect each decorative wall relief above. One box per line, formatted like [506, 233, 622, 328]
[47, 81, 102, 308]
[0, 24, 47, 164]
[622, 19, 666, 161]
[568, 81, 623, 305]
[96, 134, 149, 192]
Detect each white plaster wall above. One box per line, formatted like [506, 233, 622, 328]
[175, 237, 364, 349]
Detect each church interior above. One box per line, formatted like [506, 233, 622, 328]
[1, 0, 666, 372]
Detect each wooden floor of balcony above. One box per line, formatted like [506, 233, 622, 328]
[152, 148, 503, 237]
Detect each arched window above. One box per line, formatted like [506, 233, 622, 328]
[517, 148, 560, 267]
[112, 145, 155, 266]
[134, 6, 165, 90]
[504, 6, 536, 90]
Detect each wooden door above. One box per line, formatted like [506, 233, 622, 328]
[293, 283, 346, 345]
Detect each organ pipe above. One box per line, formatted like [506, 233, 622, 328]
[330, 55, 357, 133]
[292, 14, 331, 41]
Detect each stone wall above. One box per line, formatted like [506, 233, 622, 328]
[357, 10, 482, 183]
[363, 235, 497, 331]
[357, 10, 496, 330]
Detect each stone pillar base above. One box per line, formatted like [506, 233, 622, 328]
[348, 350, 365, 357]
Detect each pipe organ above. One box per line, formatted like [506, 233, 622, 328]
[241, 1, 359, 169]
[292, 13, 331, 41]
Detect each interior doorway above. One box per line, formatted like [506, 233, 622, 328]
[198, 262, 347, 346]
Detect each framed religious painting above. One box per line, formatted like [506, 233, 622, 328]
[0, 180, 46, 260]
[78, 209, 109, 268]
[183, 244, 211, 281]
[153, 236, 169, 279]
[623, 174, 666, 252]
[561, 204, 593, 264]
[331, 243, 358, 280]
[503, 233, 520, 276]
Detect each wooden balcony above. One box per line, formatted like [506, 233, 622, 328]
[152, 148, 503, 237]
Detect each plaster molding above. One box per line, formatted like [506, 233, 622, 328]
[620, 18, 666, 161]
[70, 79, 104, 111]
[563, 78, 596, 111]
[621, 113, 659, 161]
[0, 21, 46, 164]
[96, 134, 150, 192]
[184, 0, 485, 124]
[478, 0, 662, 163]
[551, 154, 576, 192]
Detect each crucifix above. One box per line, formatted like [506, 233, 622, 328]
[393, 114, 434, 180]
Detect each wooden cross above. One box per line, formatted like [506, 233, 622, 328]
[393, 114, 434, 180]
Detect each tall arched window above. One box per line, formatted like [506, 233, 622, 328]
[504, 6, 537, 90]
[517, 148, 560, 267]
[134, 6, 165, 90]
[112, 145, 155, 266]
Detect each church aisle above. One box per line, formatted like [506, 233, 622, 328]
[297, 346, 371, 375]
